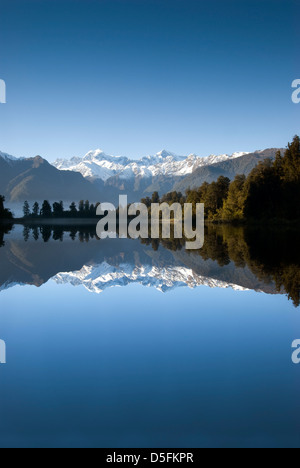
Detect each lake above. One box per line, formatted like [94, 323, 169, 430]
[0, 223, 299, 448]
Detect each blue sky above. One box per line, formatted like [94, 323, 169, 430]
[0, 0, 299, 161]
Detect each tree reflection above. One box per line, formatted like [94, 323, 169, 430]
[0, 222, 298, 307]
[19, 223, 98, 244]
[0, 223, 13, 247]
[141, 224, 300, 307]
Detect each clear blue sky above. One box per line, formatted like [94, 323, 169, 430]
[0, 0, 299, 161]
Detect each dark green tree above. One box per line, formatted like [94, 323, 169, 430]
[161, 191, 185, 205]
[69, 202, 77, 215]
[244, 159, 282, 219]
[84, 200, 90, 213]
[32, 202, 40, 217]
[79, 200, 84, 213]
[89, 204, 95, 216]
[221, 175, 247, 220]
[151, 192, 160, 204]
[282, 135, 300, 183]
[53, 201, 64, 217]
[141, 197, 151, 208]
[41, 200, 52, 218]
[23, 201, 31, 217]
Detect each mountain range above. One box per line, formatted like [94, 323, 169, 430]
[0, 231, 278, 297]
[0, 147, 283, 204]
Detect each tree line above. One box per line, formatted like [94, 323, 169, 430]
[22, 200, 102, 219]
[145, 136, 300, 222]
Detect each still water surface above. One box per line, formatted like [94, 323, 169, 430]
[0, 224, 299, 448]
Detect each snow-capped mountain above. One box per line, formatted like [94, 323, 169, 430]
[0, 150, 21, 163]
[53, 149, 249, 182]
[1, 146, 280, 204]
[53, 262, 249, 295]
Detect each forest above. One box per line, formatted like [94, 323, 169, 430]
[143, 135, 300, 222]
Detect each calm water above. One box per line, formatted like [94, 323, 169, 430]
[0, 223, 299, 448]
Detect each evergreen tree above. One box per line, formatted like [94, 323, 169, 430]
[204, 176, 230, 218]
[141, 197, 151, 208]
[53, 201, 64, 217]
[32, 202, 40, 217]
[282, 135, 300, 183]
[244, 159, 282, 219]
[161, 191, 184, 205]
[84, 200, 90, 213]
[23, 200, 30, 217]
[89, 204, 95, 216]
[69, 202, 77, 215]
[95, 202, 101, 214]
[151, 192, 160, 204]
[221, 175, 247, 220]
[273, 150, 284, 179]
[41, 200, 52, 218]
[79, 200, 84, 213]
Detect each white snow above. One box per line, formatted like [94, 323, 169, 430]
[0, 151, 19, 162]
[53, 262, 250, 295]
[52, 149, 250, 182]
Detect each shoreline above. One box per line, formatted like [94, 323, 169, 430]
[1, 217, 300, 228]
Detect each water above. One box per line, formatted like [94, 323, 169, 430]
[0, 223, 299, 448]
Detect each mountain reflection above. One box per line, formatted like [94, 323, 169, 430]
[0, 223, 299, 307]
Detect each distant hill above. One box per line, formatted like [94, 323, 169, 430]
[173, 148, 283, 193]
[0, 154, 101, 203]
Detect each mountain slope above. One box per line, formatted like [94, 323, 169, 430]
[0, 146, 284, 205]
[54, 149, 249, 181]
[0, 154, 101, 202]
[53, 149, 252, 202]
[53, 149, 245, 179]
[173, 148, 283, 192]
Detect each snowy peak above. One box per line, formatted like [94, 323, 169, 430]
[157, 150, 173, 157]
[53, 262, 249, 295]
[53, 149, 250, 182]
[155, 149, 182, 160]
[0, 151, 19, 163]
[0, 151, 28, 166]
